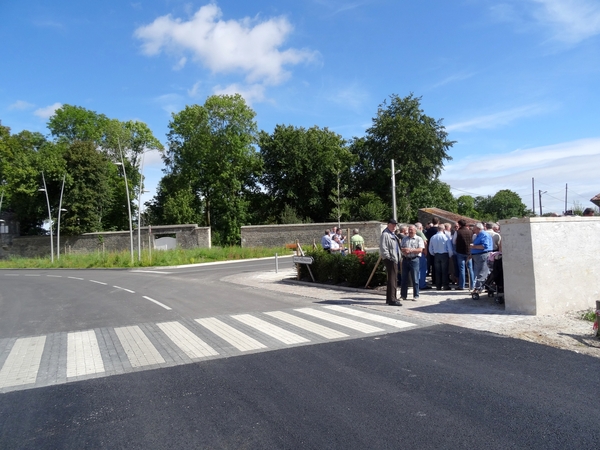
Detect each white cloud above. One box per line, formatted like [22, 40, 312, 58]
[212, 83, 266, 104]
[8, 100, 35, 110]
[326, 83, 369, 112]
[153, 94, 183, 115]
[440, 137, 600, 213]
[446, 104, 552, 132]
[34, 102, 62, 119]
[530, 0, 600, 43]
[494, 0, 600, 44]
[430, 71, 477, 90]
[135, 3, 317, 87]
[173, 56, 187, 70]
[187, 81, 202, 98]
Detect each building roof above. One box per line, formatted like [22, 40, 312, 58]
[419, 207, 481, 225]
[591, 193, 600, 207]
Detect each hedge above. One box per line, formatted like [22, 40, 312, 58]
[298, 250, 387, 287]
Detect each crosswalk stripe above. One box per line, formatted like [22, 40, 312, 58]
[67, 330, 105, 377]
[323, 306, 415, 329]
[295, 308, 384, 333]
[114, 326, 166, 367]
[0, 336, 46, 388]
[195, 318, 267, 352]
[232, 314, 310, 345]
[264, 311, 349, 339]
[157, 321, 219, 359]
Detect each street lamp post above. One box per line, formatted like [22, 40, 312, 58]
[57, 174, 66, 259]
[136, 151, 151, 261]
[391, 159, 401, 222]
[39, 172, 54, 262]
[116, 140, 134, 264]
[539, 190, 547, 216]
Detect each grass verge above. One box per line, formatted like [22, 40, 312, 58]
[0, 246, 290, 269]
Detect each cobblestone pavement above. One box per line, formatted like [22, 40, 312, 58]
[226, 269, 600, 359]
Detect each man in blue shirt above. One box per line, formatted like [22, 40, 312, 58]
[321, 229, 332, 252]
[470, 223, 493, 296]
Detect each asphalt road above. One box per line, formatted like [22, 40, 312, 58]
[1, 326, 599, 449]
[1, 259, 599, 448]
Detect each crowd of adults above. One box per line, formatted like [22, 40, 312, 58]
[320, 210, 597, 306]
[377, 217, 502, 306]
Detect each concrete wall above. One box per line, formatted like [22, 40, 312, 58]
[500, 216, 600, 315]
[241, 221, 386, 249]
[0, 224, 211, 259]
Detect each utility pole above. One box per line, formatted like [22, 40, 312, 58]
[564, 183, 568, 215]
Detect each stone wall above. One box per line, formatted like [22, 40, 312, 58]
[500, 216, 600, 315]
[0, 224, 211, 259]
[241, 221, 386, 249]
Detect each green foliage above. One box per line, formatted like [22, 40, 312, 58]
[299, 250, 386, 287]
[348, 192, 389, 221]
[350, 93, 454, 220]
[162, 94, 261, 245]
[259, 125, 354, 223]
[457, 195, 477, 218]
[0, 246, 289, 269]
[61, 141, 114, 234]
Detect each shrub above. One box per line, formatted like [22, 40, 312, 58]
[299, 250, 386, 287]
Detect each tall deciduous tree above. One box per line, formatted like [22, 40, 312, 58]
[162, 94, 260, 245]
[486, 189, 528, 220]
[351, 94, 454, 221]
[259, 125, 354, 223]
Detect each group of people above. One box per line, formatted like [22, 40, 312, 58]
[321, 227, 366, 256]
[379, 217, 503, 306]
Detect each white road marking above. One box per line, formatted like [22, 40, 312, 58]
[114, 326, 165, 368]
[232, 314, 310, 345]
[323, 305, 415, 329]
[66, 330, 105, 377]
[157, 321, 218, 359]
[143, 296, 172, 310]
[68, 277, 84, 280]
[3, 274, 19, 276]
[0, 336, 46, 388]
[89, 280, 107, 285]
[295, 308, 384, 333]
[46, 275, 62, 278]
[265, 311, 349, 339]
[195, 318, 267, 352]
[24, 274, 40, 277]
[113, 286, 135, 293]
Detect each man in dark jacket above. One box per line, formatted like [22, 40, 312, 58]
[454, 219, 474, 290]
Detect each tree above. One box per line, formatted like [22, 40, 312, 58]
[162, 94, 261, 245]
[350, 94, 454, 221]
[60, 141, 114, 234]
[486, 189, 527, 220]
[348, 192, 389, 221]
[457, 195, 477, 218]
[47, 105, 163, 232]
[48, 104, 110, 146]
[0, 128, 57, 234]
[259, 125, 354, 223]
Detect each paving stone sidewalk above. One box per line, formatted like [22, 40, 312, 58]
[226, 269, 600, 358]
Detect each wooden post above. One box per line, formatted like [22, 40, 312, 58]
[365, 255, 382, 288]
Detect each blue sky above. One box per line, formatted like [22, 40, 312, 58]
[2, 0, 600, 215]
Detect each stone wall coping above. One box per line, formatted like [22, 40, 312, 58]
[499, 216, 600, 224]
[241, 221, 383, 230]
